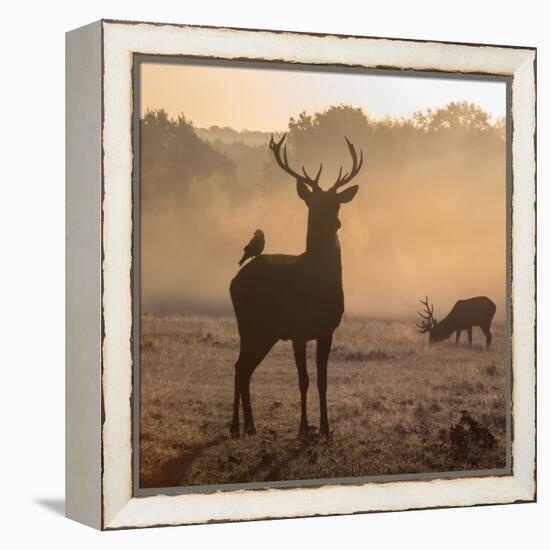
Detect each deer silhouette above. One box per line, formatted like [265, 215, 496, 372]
[229, 134, 363, 438]
[416, 296, 496, 348]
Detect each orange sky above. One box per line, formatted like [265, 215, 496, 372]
[140, 61, 506, 131]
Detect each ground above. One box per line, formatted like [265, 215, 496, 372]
[139, 315, 508, 489]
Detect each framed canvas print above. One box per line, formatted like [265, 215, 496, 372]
[66, 19, 536, 530]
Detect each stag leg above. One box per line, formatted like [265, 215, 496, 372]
[240, 369, 256, 435]
[292, 339, 309, 436]
[230, 368, 241, 438]
[316, 335, 332, 436]
[456, 330, 461, 344]
[467, 327, 473, 345]
[233, 338, 276, 436]
[481, 325, 492, 348]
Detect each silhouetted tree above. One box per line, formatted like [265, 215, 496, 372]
[413, 102, 492, 134]
[140, 109, 235, 202]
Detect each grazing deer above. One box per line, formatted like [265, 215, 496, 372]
[416, 296, 496, 348]
[229, 134, 363, 437]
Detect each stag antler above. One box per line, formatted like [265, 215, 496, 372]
[329, 137, 364, 192]
[269, 133, 322, 190]
[416, 296, 435, 333]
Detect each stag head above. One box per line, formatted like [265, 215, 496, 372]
[416, 297, 439, 343]
[269, 133, 363, 235]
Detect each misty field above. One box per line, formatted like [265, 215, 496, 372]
[139, 315, 507, 489]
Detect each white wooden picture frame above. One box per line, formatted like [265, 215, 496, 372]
[66, 19, 536, 530]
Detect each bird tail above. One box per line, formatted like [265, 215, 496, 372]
[238, 253, 247, 267]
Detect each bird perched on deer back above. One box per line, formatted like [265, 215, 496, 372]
[238, 229, 265, 267]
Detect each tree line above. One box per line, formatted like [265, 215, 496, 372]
[140, 102, 505, 204]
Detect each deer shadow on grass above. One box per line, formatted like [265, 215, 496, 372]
[236, 429, 330, 483]
[141, 429, 328, 488]
[140, 434, 228, 489]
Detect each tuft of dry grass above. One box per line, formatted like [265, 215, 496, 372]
[139, 315, 507, 488]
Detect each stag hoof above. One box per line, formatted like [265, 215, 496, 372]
[297, 424, 314, 441]
[230, 426, 240, 439]
[319, 426, 332, 440]
[244, 424, 256, 436]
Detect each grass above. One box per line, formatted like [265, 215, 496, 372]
[139, 315, 508, 489]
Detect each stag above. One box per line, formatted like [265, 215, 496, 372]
[416, 296, 496, 348]
[229, 134, 363, 437]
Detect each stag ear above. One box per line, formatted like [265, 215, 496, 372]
[296, 180, 312, 204]
[337, 185, 359, 203]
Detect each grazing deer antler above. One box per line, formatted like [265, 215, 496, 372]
[416, 296, 435, 333]
[269, 133, 322, 190]
[329, 137, 364, 192]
